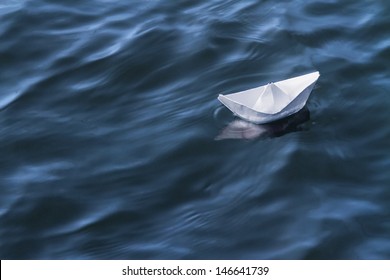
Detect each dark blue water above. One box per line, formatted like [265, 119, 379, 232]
[0, 0, 389, 259]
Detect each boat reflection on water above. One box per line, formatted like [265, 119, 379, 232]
[215, 107, 310, 140]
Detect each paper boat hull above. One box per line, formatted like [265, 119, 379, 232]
[215, 107, 310, 140]
[218, 72, 319, 124]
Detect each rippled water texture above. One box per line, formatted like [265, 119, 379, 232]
[0, 0, 389, 259]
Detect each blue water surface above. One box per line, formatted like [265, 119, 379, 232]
[0, 0, 389, 259]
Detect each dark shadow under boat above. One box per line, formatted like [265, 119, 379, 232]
[215, 107, 310, 140]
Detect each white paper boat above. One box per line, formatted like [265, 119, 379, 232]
[218, 71, 320, 124]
